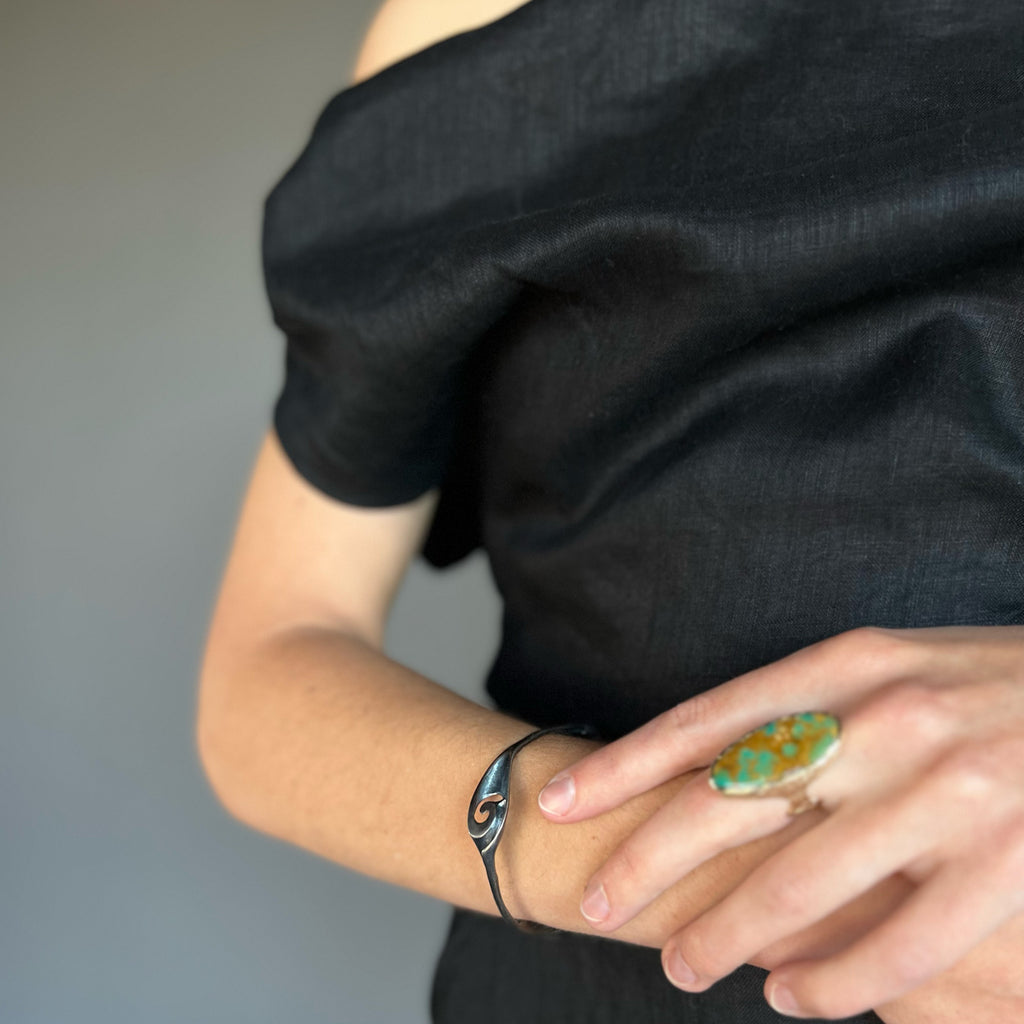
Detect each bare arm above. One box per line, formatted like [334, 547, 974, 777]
[196, 427, 728, 945]
[196, 0, 907, 960]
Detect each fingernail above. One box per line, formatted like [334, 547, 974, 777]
[665, 946, 697, 986]
[768, 984, 804, 1017]
[538, 773, 575, 816]
[579, 882, 609, 923]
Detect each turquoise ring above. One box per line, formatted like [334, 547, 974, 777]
[708, 712, 842, 817]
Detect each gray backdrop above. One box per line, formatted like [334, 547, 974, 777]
[2, 2, 503, 1021]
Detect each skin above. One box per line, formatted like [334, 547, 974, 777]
[538, 625, 1024, 1020]
[351, 0, 533, 82]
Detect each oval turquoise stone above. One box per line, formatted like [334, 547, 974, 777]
[709, 712, 840, 795]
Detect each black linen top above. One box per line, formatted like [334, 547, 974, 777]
[262, 1, 1024, 1021]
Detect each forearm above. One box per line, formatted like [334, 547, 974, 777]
[198, 624, 536, 915]
[196, 625, 893, 951]
[199, 626, 719, 941]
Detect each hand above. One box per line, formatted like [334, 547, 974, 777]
[871, 910, 1024, 1023]
[535, 625, 1024, 1019]
[751, 866, 1024, 1022]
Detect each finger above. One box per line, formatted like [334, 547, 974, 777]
[762, 835, 1024, 1020]
[579, 766, 799, 930]
[751, 872, 918, 973]
[661, 778, 954, 985]
[537, 626, 907, 822]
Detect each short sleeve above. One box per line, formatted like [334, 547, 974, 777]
[259, 0, 639, 565]
[259, 11, 548, 564]
[262, 86, 510, 511]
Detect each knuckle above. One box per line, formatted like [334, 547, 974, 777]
[883, 940, 938, 990]
[843, 623, 897, 647]
[759, 871, 812, 920]
[605, 839, 648, 900]
[827, 625, 924, 675]
[668, 698, 693, 736]
[675, 927, 722, 979]
[831, 624, 900, 658]
[860, 682, 960, 748]
[665, 695, 721, 762]
[576, 737, 650, 799]
[591, 744, 635, 793]
[670, 692, 717, 733]
[928, 743, 1005, 806]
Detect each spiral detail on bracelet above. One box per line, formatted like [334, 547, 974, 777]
[469, 788, 508, 855]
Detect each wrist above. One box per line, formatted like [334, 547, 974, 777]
[491, 732, 602, 926]
[482, 733, 919, 965]
[494, 733, 701, 945]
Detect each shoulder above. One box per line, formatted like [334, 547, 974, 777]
[351, 0, 533, 84]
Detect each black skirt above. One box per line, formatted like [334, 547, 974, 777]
[432, 908, 883, 1023]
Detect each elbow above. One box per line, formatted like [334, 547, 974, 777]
[194, 640, 289, 840]
[194, 660, 249, 826]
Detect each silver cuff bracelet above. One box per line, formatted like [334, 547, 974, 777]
[467, 722, 600, 934]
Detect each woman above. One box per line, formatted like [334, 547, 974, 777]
[197, 0, 1024, 1020]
